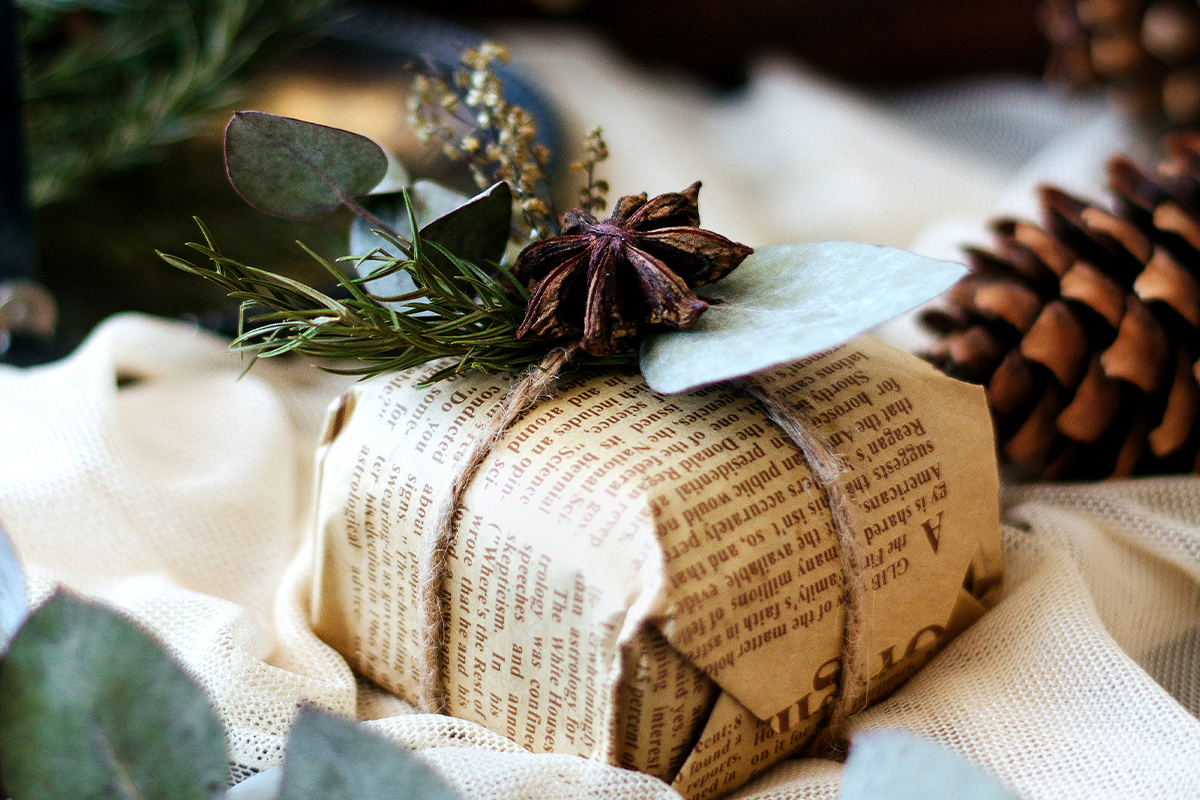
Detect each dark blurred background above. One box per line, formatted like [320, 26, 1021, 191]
[392, 0, 1048, 88]
[3, 0, 1054, 364]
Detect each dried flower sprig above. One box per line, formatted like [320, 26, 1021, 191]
[409, 43, 557, 245]
[570, 127, 610, 215]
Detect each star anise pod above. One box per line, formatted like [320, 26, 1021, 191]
[513, 182, 754, 356]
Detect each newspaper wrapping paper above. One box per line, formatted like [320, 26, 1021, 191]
[310, 335, 1002, 799]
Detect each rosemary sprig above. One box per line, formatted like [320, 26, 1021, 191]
[159, 195, 636, 383]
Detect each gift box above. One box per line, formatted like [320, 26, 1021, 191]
[310, 334, 1002, 800]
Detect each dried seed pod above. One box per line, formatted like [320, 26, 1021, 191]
[513, 183, 753, 356]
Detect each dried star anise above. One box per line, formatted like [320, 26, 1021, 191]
[513, 182, 753, 356]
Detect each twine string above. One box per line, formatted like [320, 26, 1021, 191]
[741, 378, 869, 741]
[415, 359, 869, 740]
[415, 344, 577, 713]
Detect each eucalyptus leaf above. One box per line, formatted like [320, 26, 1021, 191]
[349, 180, 469, 262]
[839, 729, 1018, 800]
[0, 520, 27, 654]
[225, 111, 389, 219]
[639, 242, 967, 394]
[421, 181, 512, 269]
[0, 590, 229, 800]
[369, 153, 411, 196]
[352, 181, 512, 302]
[278, 707, 460, 800]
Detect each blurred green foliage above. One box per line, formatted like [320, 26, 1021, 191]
[15, 0, 349, 348]
[19, 0, 332, 207]
[36, 134, 351, 348]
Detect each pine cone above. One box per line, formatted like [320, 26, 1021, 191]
[925, 134, 1200, 479]
[1042, 0, 1200, 124]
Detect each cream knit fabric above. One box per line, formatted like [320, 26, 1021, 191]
[3, 313, 1200, 798]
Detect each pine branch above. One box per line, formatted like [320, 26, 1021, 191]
[19, 0, 333, 206]
[160, 210, 636, 384]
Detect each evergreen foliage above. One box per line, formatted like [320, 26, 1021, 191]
[18, 0, 332, 206]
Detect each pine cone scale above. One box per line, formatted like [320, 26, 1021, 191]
[1148, 348, 1200, 455]
[1113, 409, 1151, 475]
[1042, 187, 1145, 284]
[1042, 0, 1200, 125]
[948, 327, 1008, 377]
[1100, 296, 1171, 393]
[1152, 202, 1200, 249]
[1011, 221, 1075, 276]
[1133, 247, 1200, 327]
[988, 350, 1039, 416]
[1081, 205, 1154, 262]
[1004, 384, 1063, 463]
[1021, 300, 1091, 388]
[974, 282, 1043, 331]
[1057, 354, 1123, 442]
[1060, 262, 1128, 327]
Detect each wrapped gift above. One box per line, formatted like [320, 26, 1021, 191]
[310, 334, 1002, 800]
[161, 99, 1003, 799]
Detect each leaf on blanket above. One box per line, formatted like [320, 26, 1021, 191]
[278, 706, 460, 800]
[639, 242, 967, 394]
[225, 111, 389, 219]
[839, 729, 1018, 800]
[0, 590, 228, 800]
[351, 181, 513, 301]
[0, 520, 27, 654]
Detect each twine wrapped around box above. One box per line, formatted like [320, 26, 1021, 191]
[310, 335, 1002, 800]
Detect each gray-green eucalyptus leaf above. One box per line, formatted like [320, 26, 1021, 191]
[279, 707, 460, 800]
[225, 111, 389, 219]
[0, 590, 229, 800]
[352, 181, 512, 302]
[0, 520, 27, 653]
[349, 180, 469, 268]
[421, 181, 512, 268]
[839, 729, 1018, 800]
[639, 242, 967, 394]
[348, 178, 463, 272]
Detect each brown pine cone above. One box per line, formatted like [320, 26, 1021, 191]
[1042, 0, 1200, 124]
[925, 133, 1200, 479]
